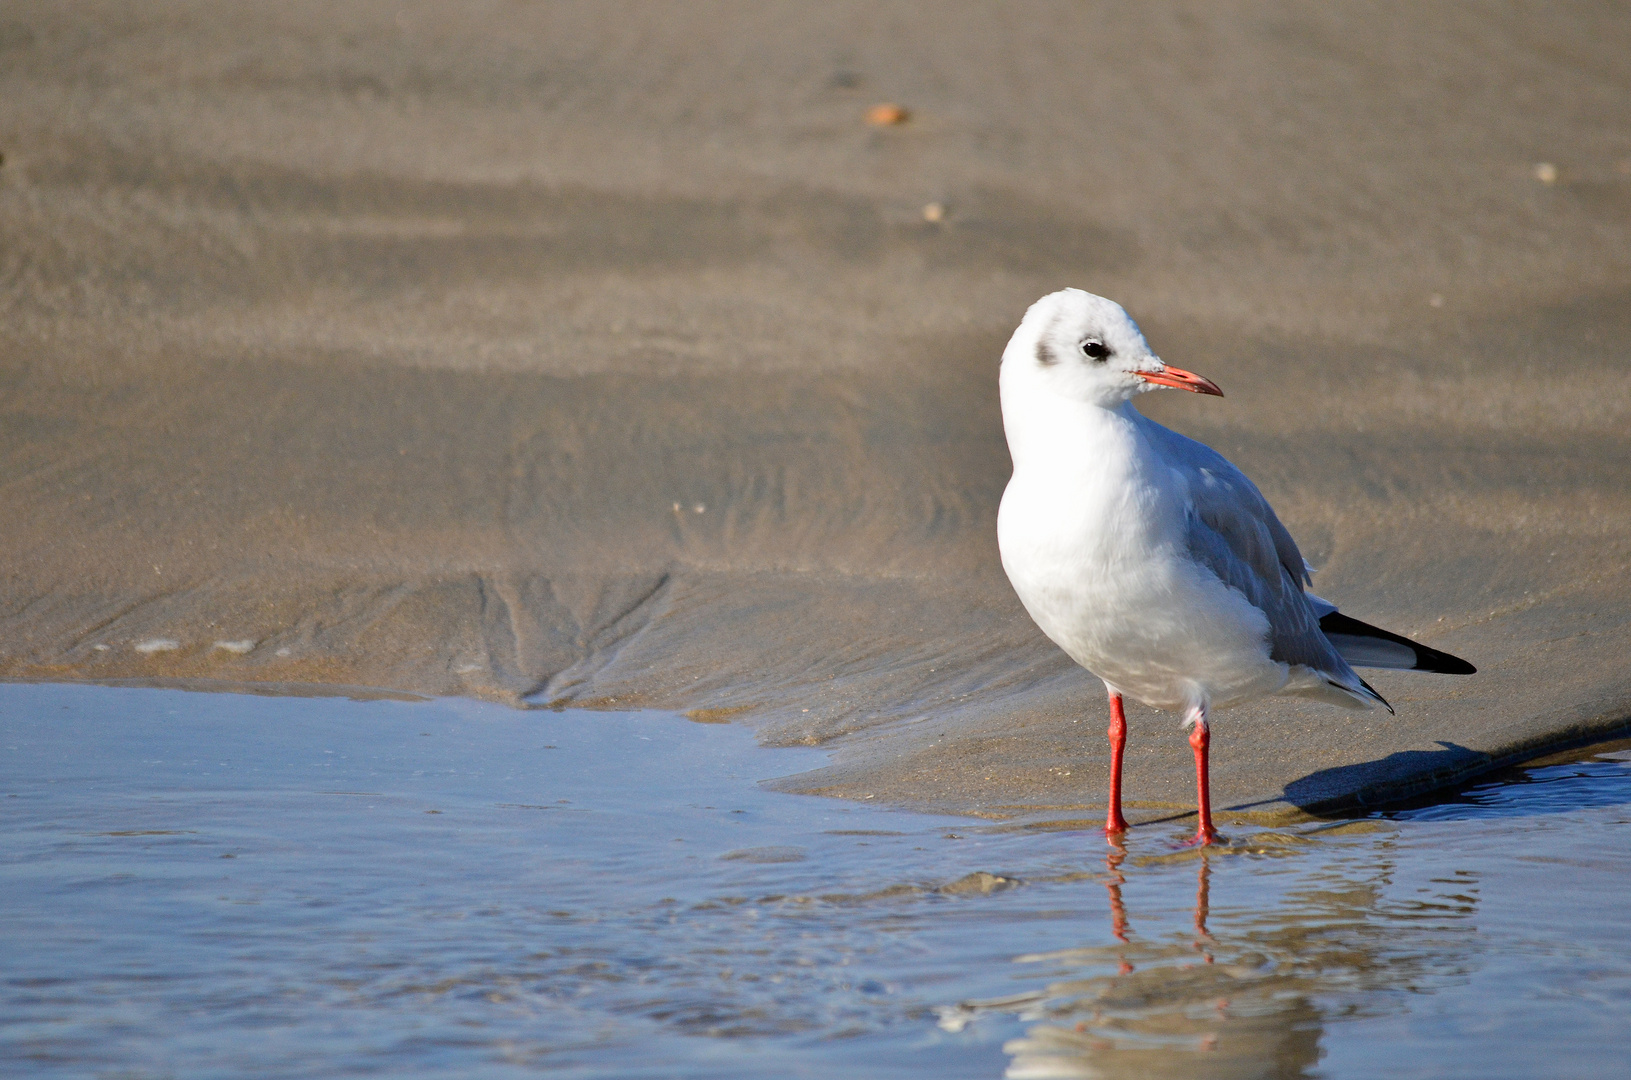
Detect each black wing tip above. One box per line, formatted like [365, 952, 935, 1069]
[1318, 611, 1477, 676]
[1422, 653, 1477, 676]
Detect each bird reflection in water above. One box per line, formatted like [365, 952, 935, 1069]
[1103, 838, 1211, 964]
[939, 826, 1479, 1080]
[1192, 856, 1213, 962]
[984, 846, 1322, 1079]
[1104, 837, 1131, 950]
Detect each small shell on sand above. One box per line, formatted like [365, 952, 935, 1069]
[134, 638, 180, 654]
[865, 103, 910, 126]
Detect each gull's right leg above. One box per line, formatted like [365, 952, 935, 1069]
[1104, 688, 1130, 836]
[1184, 704, 1219, 846]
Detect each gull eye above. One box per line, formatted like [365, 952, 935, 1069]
[1080, 340, 1110, 362]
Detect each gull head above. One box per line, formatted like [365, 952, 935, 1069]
[1001, 289, 1222, 409]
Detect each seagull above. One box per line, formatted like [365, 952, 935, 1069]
[996, 289, 1474, 845]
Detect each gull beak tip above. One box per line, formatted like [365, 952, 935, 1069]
[1138, 364, 1225, 398]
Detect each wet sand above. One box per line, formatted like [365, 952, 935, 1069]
[2, 2, 1629, 819]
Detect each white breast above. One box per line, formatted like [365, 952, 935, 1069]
[997, 400, 1289, 712]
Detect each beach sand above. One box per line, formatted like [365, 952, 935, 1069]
[2, 1, 1628, 821]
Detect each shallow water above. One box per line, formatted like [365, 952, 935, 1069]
[1, 684, 1625, 1078]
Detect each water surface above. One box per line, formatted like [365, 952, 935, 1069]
[1, 684, 1625, 1077]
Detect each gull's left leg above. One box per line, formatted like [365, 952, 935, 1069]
[1104, 688, 1130, 836]
[1185, 705, 1219, 846]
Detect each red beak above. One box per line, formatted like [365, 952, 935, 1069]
[1137, 365, 1224, 397]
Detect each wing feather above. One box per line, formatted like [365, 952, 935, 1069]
[1139, 420, 1357, 681]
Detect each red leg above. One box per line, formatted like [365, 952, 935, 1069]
[1105, 691, 1129, 836]
[1188, 712, 1219, 845]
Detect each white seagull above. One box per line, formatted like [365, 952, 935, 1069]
[997, 290, 1474, 844]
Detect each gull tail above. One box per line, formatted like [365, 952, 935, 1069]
[1317, 611, 1477, 675]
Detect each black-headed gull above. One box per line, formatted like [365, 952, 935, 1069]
[997, 290, 1474, 844]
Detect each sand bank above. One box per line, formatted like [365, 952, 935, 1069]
[2, 2, 1628, 819]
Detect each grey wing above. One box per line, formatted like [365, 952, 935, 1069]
[1140, 421, 1309, 587]
[1184, 514, 1349, 674]
[1141, 421, 1351, 676]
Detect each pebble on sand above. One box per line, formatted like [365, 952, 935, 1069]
[865, 103, 910, 126]
[922, 202, 946, 223]
[1533, 162, 1558, 184]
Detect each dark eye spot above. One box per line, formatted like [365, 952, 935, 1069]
[1081, 340, 1111, 361]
